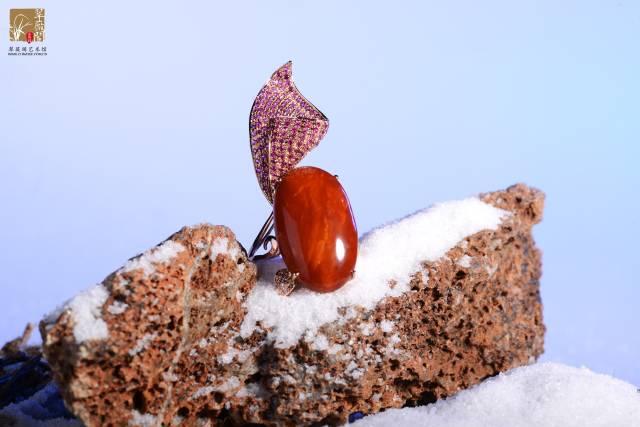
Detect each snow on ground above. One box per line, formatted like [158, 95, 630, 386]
[241, 197, 508, 348]
[353, 362, 640, 427]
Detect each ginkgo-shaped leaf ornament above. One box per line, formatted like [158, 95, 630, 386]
[249, 61, 329, 204]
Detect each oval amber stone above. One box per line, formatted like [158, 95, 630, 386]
[274, 166, 358, 293]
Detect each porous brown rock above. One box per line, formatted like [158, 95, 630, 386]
[41, 184, 545, 426]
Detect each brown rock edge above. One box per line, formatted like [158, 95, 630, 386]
[41, 184, 545, 426]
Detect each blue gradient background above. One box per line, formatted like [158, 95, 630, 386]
[1, 1, 638, 385]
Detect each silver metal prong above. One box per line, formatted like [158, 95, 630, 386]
[249, 211, 277, 260]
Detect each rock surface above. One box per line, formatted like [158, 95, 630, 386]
[40, 184, 545, 426]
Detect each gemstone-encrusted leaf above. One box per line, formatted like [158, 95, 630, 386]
[249, 62, 329, 204]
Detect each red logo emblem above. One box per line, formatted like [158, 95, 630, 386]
[26, 31, 34, 43]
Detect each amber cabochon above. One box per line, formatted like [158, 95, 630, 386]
[273, 167, 358, 292]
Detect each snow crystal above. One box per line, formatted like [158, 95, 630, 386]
[192, 386, 216, 399]
[359, 323, 374, 336]
[162, 371, 179, 382]
[346, 360, 365, 379]
[218, 344, 252, 364]
[129, 410, 157, 427]
[122, 240, 185, 277]
[107, 300, 128, 315]
[210, 237, 230, 258]
[235, 383, 267, 398]
[327, 343, 344, 355]
[67, 284, 109, 343]
[306, 332, 329, 351]
[41, 283, 110, 343]
[456, 255, 472, 268]
[211, 237, 241, 261]
[384, 334, 402, 356]
[379, 320, 395, 333]
[193, 377, 241, 399]
[128, 333, 157, 356]
[353, 362, 640, 427]
[240, 197, 508, 348]
[217, 377, 239, 393]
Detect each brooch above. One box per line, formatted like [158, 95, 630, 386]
[248, 62, 358, 295]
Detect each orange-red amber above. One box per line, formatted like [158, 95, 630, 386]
[274, 166, 358, 293]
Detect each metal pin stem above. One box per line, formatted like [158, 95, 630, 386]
[249, 211, 279, 260]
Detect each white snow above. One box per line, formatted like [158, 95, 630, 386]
[67, 284, 110, 343]
[306, 332, 330, 351]
[191, 386, 216, 399]
[192, 377, 241, 399]
[346, 360, 365, 379]
[128, 333, 157, 356]
[457, 254, 473, 268]
[353, 362, 640, 427]
[217, 343, 252, 364]
[162, 371, 179, 382]
[235, 383, 268, 398]
[379, 320, 395, 333]
[210, 237, 235, 259]
[122, 240, 185, 277]
[359, 322, 374, 336]
[107, 300, 128, 315]
[40, 240, 186, 343]
[41, 284, 110, 344]
[240, 197, 508, 348]
[129, 410, 158, 427]
[217, 376, 241, 392]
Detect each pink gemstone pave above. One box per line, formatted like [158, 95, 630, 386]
[249, 62, 329, 204]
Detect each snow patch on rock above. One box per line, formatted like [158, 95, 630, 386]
[68, 284, 109, 343]
[41, 283, 109, 343]
[129, 410, 157, 427]
[379, 320, 395, 333]
[107, 300, 128, 315]
[122, 240, 185, 277]
[191, 386, 216, 400]
[128, 333, 157, 356]
[211, 237, 241, 261]
[44, 240, 184, 343]
[240, 197, 508, 348]
[218, 342, 252, 364]
[306, 332, 330, 351]
[456, 255, 473, 268]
